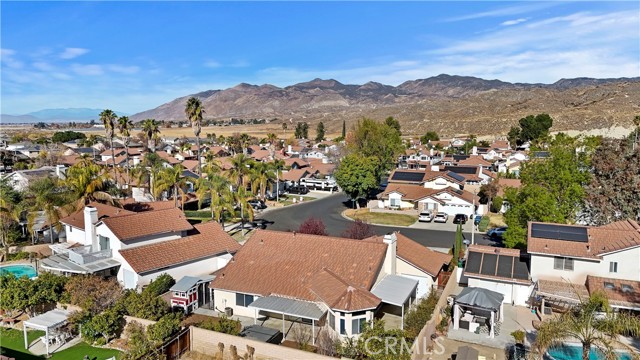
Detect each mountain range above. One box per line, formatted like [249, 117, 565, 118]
[129, 74, 640, 136]
[1, 108, 128, 123]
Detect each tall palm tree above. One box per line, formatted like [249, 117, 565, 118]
[203, 153, 222, 178]
[155, 165, 188, 208]
[233, 186, 254, 235]
[185, 97, 205, 175]
[65, 158, 115, 206]
[249, 162, 275, 199]
[239, 133, 251, 155]
[534, 291, 640, 360]
[117, 116, 133, 188]
[100, 109, 119, 185]
[26, 177, 72, 244]
[266, 133, 278, 159]
[227, 154, 253, 188]
[195, 175, 233, 229]
[270, 159, 285, 202]
[0, 180, 23, 255]
[142, 118, 161, 152]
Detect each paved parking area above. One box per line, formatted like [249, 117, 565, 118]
[410, 218, 476, 233]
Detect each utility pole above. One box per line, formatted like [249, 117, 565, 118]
[471, 189, 476, 245]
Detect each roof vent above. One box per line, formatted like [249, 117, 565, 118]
[260, 239, 264, 245]
[292, 231, 296, 237]
[586, 245, 590, 252]
[494, 248, 500, 254]
[544, 244, 548, 249]
[604, 282, 615, 290]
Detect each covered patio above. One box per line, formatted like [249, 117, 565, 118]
[453, 287, 504, 339]
[23, 309, 72, 356]
[371, 274, 418, 330]
[248, 295, 325, 345]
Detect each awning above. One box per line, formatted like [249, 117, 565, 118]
[249, 296, 325, 321]
[537, 279, 586, 303]
[455, 287, 504, 311]
[371, 274, 418, 307]
[40, 253, 120, 274]
[24, 309, 70, 331]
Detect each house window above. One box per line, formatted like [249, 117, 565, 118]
[622, 284, 633, 293]
[604, 282, 615, 290]
[68, 226, 72, 233]
[390, 198, 400, 207]
[553, 257, 574, 271]
[351, 317, 367, 335]
[328, 312, 335, 330]
[235, 293, 254, 307]
[99, 235, 110, 251]
[609, 262, 618, 273]
[339, 319, 346, 335]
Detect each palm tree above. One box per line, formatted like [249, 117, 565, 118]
[26, 177, 72, 244]
[100, 109, 119, 185]
[195, 175, 233, 229]
[239, 133, 251, 155]
[249, 162, 275, 199]
[534, 291, 640, 360]
[233, 186, 254, 235]
[155, 165, 188, 208]
[142, 119, 161, 152]
[203, 153, 222, 178]
[65, 158, 115, 206]
[0, 180, 23, 255]
[270, 159, 285, 202]
[227, 154, 253, 188]
[117, 116, 133, 188]
[185, 97, 205, 175]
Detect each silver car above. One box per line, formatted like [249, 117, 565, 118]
[418, 210, 434, 222]
[433, 212, 449, 223]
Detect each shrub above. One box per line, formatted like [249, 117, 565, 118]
[511, 329, 525, 344]
[6, 251, 32, 261]
[143, 274, 175, 297]
[297, 217, 327, 236]
[148, 313, 182, 344]
[478, 216, 490, 232]
[119, 290, 170, 321]
[200, 315, 240, 336]
[491, 196, 504, 213]
[404, 290, 439, 338]
[184, 210, 212, 219]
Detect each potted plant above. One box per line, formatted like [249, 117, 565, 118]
[511, 329, 525, 344]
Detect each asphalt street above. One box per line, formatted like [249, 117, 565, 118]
[258, 193, 498, 249]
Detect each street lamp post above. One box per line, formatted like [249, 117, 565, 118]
[471, 189, 477, 245]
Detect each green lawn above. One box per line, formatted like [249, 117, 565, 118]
[0, 328, 121, 360]
[345, 209, 418, 226]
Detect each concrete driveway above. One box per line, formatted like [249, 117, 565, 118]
[409, 218, 475, 233]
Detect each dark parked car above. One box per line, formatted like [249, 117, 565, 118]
[248, 199, 267, 210]
[453, 214, 468, 224]
[288, 185, 309, 195]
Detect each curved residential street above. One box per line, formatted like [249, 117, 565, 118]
[258, 192, 497, 249]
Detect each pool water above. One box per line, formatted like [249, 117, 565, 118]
[0, 264, 38, 279]
[546, 345, 631, 360]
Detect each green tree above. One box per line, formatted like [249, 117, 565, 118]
[148, 313, 182, 344]
[420, 131, 440, 144]
[91, 307, 124, 344]
[143, 274, 175, 297]
[352, 320, 411, 360]
[334, 154, 380, 209]
[315, 122, 326, 142]
[341, 119, 346, 138]
[117, 115, 134, 185]
[491, 195, 504, 213]
[119, 290, 170, 321]
[507, 126, 521, 148]
[121, 321, 158, 360]
[185, 97, 205, 175]
[26, 177, 72, 243]
[404, 290, 438, 338]
[294, 122, 309, 139]
[99, 109, 119, 185]
[227, 153, 253, 187]
[65, 157, 115, 206]
[534, 292, 640, 360]
[142, 118, 161, 152]
[346, 118, 403, 175]
[155, 165, 188, 208]
[65, 276, 123, 315]
[384, 116, 401, 133]
[51, 131, 86, 143]
[195, 174, 234, 228]
[249, 162, 275, 199]
[518, 113, 553, 143]
[0, 179, 23, 254]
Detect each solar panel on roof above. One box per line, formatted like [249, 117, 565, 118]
[390, 171, 425, 183]
[453, 155, 470, 161]
[465, 252, 482, 274]
[446, 171, 465, 182]
[480, 253, 498, 276]
[444, 166, 477, 175]
[530, 223, 589, 242]
[496, 255, 514, 279]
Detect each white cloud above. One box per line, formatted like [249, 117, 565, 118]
[60, 47, 89, 59]
[107, 64, 140, 74]
[203, 60, 221, 68]
[32, 61, 54, 71]
[501, 18, 528, 26]
[1, 48, 23, 69]
[444, 3, 556, 22]
[71, 64, 103, 76]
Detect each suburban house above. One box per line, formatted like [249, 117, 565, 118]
[461, 245, 533, 306]
[1, 165, 66, 191]
[527, 220, 640, 313]
[378, 184, 477, 217]
[387, 169, 464, 190]
[210, 230, 450, 340]
[42, 203, 240, 290]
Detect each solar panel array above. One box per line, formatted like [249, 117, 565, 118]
[390, 171, 425, 183]
[530, 223, 589, 242]
[464, 250, 529, 281]
[446, 171, 466, 182]
[444, 166, 477, 175]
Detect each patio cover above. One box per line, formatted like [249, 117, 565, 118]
[249, 296, 325, 321]
[24, 309, 71, 330]
[371, 274, 418, 307]
[455, 287, 504, 311]
[457, 346, 479, 360]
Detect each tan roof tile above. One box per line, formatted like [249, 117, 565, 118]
[60, 202, 134, 229]
[210, 230, 387, 311]
[101, 208, 193, 241]
[366, 233, 450, 277]
[281, 168, 310, 182]
[119, 221, 239, 274]
[308, 268, 381, 311]
[586, 275, 640, 309]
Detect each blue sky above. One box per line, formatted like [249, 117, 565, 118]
[2, 1, 639, 115]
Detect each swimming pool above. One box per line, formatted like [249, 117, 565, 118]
[546, 345, 631, 360]
[0, 264, 38, 279]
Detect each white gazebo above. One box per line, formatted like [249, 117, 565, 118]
[23, 309, 71, 356]
[453, 287, 504, 338]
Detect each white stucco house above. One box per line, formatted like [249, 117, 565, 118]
[42, 202, 240, 290]
[378, 184, 477, 217]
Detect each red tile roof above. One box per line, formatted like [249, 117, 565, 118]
[308, 268, 381, 311]
[210, 230, 387, 311]
[281, 168, 310, 182]
[60, 202, 134, 230]
[586, 275, 640, 309]
[119, 221, 239, 274]
[100, 208, 193, 241]
[366, 233, 450, 277]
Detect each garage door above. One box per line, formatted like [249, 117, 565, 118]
[401, 274, 429, 298]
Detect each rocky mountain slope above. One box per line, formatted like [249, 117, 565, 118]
[131, 74, 640, 136]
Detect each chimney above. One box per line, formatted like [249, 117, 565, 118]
[472, 146, 477, 156]
[430, 148, 434, 157]
[431, 165, 439, 172]
[288, 145, 292, 153]
[84, 206, 98, 250]
[382, 233, 397, 275]
[55, 165, 66, 180]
